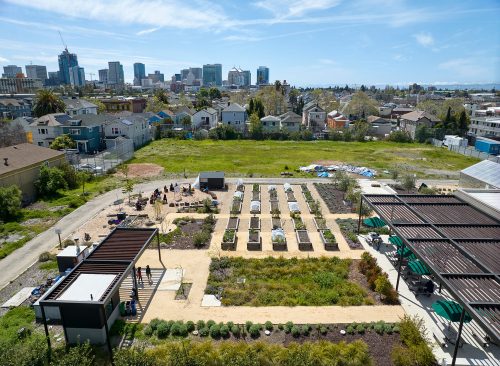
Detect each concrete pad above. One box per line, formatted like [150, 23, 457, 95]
[157, 269, 184, 291]
[2, 287, 35, 307]
[201, 295, 221, 307]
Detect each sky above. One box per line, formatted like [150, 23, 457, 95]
[0, 0, 499, 87]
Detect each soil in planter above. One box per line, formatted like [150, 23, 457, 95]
[248, 231, 260, 243]
[314, 218, 328, 230]
[227, 217, 239, 230]
[252, 191, 260, 201]
[250, 217, 260, 229]
[286, 192, 296, 201]
[313, 183, 352, 214]
[231, 201, 241, 213]
[270, 201, 279, 211]
[272, 218, 282, 229]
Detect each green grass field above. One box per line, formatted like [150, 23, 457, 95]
[130, 139, 478, 178]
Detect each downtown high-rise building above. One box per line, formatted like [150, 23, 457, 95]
[69, 66, 85, 87]
[133, 63, 146, 86]
[202, 64, 222, 86]
[98, 69, 108, 83]
[228, 67, 251, 87]
[148, 70, 164, 83]
[25, 65, 48, 81]
[108, 61, 124, 85]
[2, 65, 22, 78]
[257, 66, 269, 85]
[58, 48, 79, 85]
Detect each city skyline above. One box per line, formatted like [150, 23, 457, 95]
[0, 0, 499, 86]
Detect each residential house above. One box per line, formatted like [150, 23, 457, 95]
[221, 103, 247, 132]
[63, 98, 98, 116]
[279, 111, 302, 132]
[302, 102, 326, 133]
[171, 106, 195, 128]
[391, 107, 414, 119]
[100, 97, 147, 113]
[400, 110, 440, 139]
[0, 98, 32, 119]
[29, 113, 72, 148]
[366, 116, 392, 137]
[192, 108, 218, 130]
[326, 110, 349, 129]
[103, 115, 151, 148]
[260, 115, 281, 132]
[0, 143, 66, 202]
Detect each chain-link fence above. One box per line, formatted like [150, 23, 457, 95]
[430, 138, 500, 163]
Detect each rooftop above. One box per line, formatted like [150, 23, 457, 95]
[0, 143, 65, 175]
[58, 274, 116, 302]
[461, 160, 500, 189]
[401, 110, 440, 122]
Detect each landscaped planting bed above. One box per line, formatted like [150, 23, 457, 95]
[221, 229, 237, 250]
[272, 233, 287, 251]
[321, 229, 338, 251]
[336, 218, 364, 249]
[247, 230, 261, 251]
[249, 217, 260, 230]
[291, 214, 306, 230]
[313, 217, 328, 231]
[205, 257, 373, 306]
[158, 215, 216, 249]
[296, 230, 313, 251]
[226, 217, 239, 230]
[269, 189, 278, 201]
[314, 183, 353, 214]
[301, 184, 314, 203]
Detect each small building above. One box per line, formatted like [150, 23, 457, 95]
[327, 110, 349, 129]
[0, 98, 32, 119]
[367, 116, 392, 137]
[100, 97, 147, 113]
[0, 143, 66, 202]
[192, 108, 218, 130]
[63, 98, 98, 116]
[56, 245, 89, 273]
[279, 111, 302, 132]
[475, 138, 500, 155]
[103, 115, 151, 149]
[460, 160, 500, 189]
[260, 115, 281, 132]
[302, 102, 326, 133]
[221, 103, 247, 132]
[199, 171, 225, 190]
[400, 110, 440, 139]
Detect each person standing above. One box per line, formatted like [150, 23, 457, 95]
[137, 267, 143, 284]
[146, 265, 152, 284]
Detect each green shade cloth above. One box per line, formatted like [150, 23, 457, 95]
[363, 217, 387, 228]
[389, 236, 403, 247]
[408, 260, 431, 275]
[432, 300, 472, 323]
[397, 246, 414, 258]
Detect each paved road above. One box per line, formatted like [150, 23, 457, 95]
[0, 177, 459, 290]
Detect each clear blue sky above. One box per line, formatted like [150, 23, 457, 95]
[0, 0, 499, 86]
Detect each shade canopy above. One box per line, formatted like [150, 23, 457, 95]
[389, 236, 403, 247]
[408, 260, 431, 275]
[397, 246, 415, 258]
[432, 300, 472, 323]
[288, 202, 300, 213]
[363, 217, 386, 228]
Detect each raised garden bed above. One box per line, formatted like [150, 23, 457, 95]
[314, 183, 352, 214]
[247, 230, 262, 251]
[292, 215, 306, 230]
[251, 191, 261, 201]
[252, 184, 260, 192]
[321, 229, 339, 251]
[236, 184, 245, 192]
[222, 229, 237, 250]
[272, 236, 287, 251]
[249, 217, 261, 230]
[313, 217, 328, 231]
[306, 200, 321, 215]
[271, 217, 282, 229]
[286, 191, 296, 202]
[231, 200, 242, 214]
[226, 217, 239, 231]
[296, 230, 313, 251]
[270, 201, 280, 213]
[269, 190, 278, 200]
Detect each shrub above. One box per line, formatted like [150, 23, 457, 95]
[248, 324, 261, 338]
[209, 324, 220, 338]
[196, 320, 205, 330]
[156, 322, 169, 338]
[206, 320, 216, 329]
[392, 325, 400, 333]
[356, 324, 365, 334]
[278, 324, 284, 331]
[199, 327, 209, 337]
[193, 231, 211, 247]
[231, 325, 240, 336]
[320, 326, 328, 335]
[149, 318, 162, 331]
[346, 325, 355, 335]
[265, 321, 273, 331]
[38, 251, 54, 262]
[143, 325, 153, 337]
[374, 323, 384, 334]
[0, 185, 22, 221]
[220, 325, 230, 338]
[170, 322, 182, 336]
[301, 325, 310, 336]
[291, 325, 301, 337]
[245, 321, 253, 331]
[186, 321, 195, 332]
[284, 321, 294, 333]
[226, 321, 234, 329]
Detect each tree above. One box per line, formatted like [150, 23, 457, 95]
[50, 134, 76, 150]
[59, 162, 79, 189]
[352, 121, 370, 142]
[113, 347, 155, 366]
[256, 86, 286, 116]
[375, 275, 392, 299]
[0, 185, 22, 221]
[0, 119, 27, 147]
[51, 343, 95, 366]
[457, 110, 469, 136]
[77, 170, 91, 195]
[154, 89, 169, 105]
[33, 90, 66, 117]
[145, 97, 169, 113]
[399, 174, 416, 192]
[181, 115, 192, 130]
[414, 124, 432, 143]
[344, 91, 378, 119]
[249, 113, 263, 140]
[124, 179, 134, 203]
[35, 165, 67, 197]
[83, 98, 106, 114]
[209, 87, 221, 100]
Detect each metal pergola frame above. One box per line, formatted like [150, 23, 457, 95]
[358, 193, 500, 366]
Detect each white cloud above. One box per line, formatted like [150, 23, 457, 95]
[414, 32, 434, 47]
[0, 56, 9, 62]
[319, 58, 335, 64]
[255, 0, 341, 18]
[136, 27, 162, 36]
[438, 58, 492, 79]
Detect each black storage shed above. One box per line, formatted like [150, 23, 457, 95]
[199, 171, 225, 190]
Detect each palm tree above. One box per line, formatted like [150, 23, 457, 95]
[33, 90, 66, 117]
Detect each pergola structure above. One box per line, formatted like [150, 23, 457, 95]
[39, 227, 161, 361]
[359, 194, 500, 366]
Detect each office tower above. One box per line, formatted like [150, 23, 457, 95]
[189, 67, 202, 80]
[228, 67, 251, 87]
[202, 64, 222, 86]
[2, 65, 23, 78]
[148, 71, 164, 83]
[108, 61, 124, 85]
[47, 71, 61, 86]
[242, 70, 251, 86]
[180, 69, 189, 82]
[174, 73, 181, 82]
[133, 63, 146, 86]
[98, 69, 108, 83]
[58, 49, 79, 85]
[257, 66, 269, 85]
[25, 65, 48, 81]
[69, 66, 85, 87]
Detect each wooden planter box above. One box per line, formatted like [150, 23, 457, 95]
[306, 201, 316, 214]
[320, 230, 338, 251]
[286, 191, 296, 202]
[252, 191, 261, 201]
[270, 201, 280, 213]
[247, 230, 262, 251]
[222, 231, 237, 250]
[271, 217, 282, 229]
[272, 238, 287, 251]
[302, 191, 314, 204]
[313, 217, 328, 231]
[236, 185, 245, 192]
[252, 185, 260, 193]
[226, 217, 240, 231]
[231, 200, 242, 214]
[269, 191, 278, 201]
[293, 217, 306, 230]
[296, 230, 313, 251]
[249, 217, 261, 230]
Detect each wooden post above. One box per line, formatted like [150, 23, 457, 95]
[357, 196, 363, 234]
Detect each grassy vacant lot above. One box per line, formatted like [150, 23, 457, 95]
[206, 256, 372, 306]
[130, 139, 478, 178]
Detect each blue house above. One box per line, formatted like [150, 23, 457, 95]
[157, 110, 174, 120]
[148, 115, 162, 124]
[61, 118, 104, 153]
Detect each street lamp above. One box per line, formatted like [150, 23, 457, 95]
[54, 228, 62, 250]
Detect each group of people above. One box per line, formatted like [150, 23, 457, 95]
[130, 265, 153, 300]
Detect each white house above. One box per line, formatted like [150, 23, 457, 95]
[260, 115, 281, 132]
[63, 98, 98, 116]
[302, 102, 326, 133]
[103, 115, 151, 148]
[279, 111, 302, 132]
[192, 108, 218, 129]
[221, 103, 247, 132]
[29, 113, 71, 147]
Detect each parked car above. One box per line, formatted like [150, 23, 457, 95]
[77, 164, 103, 174]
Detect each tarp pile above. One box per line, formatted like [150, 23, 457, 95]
[299, 164, 377, 178]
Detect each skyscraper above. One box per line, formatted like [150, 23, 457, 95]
[257, 66, 269, 85]
[202, 64, 222, 86]
[25, 65, 48, 81]
[228, 67, 251, 87]
[108, 61, 124, 85]
[148, 71, 164, 83]
[133, 63, 146, 86]
[98, 69, 108, 83]
[69, 66, 85, 87]
[189, 67, 202, 80]
[2, 65, 22, 78]
[58, 49, 79, 85]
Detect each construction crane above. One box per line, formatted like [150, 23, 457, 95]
[88, 72, 95, 81]
[58, 30, 68, 51]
